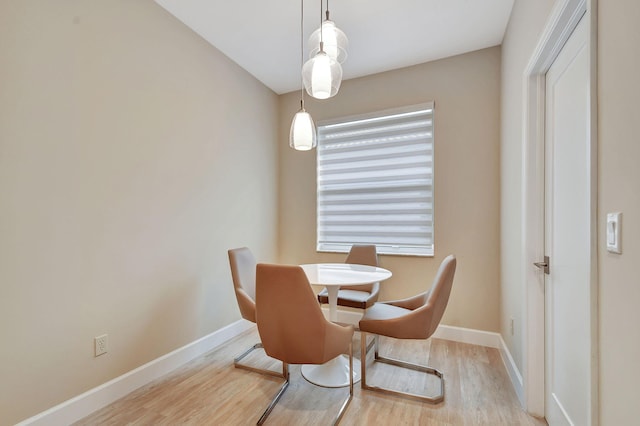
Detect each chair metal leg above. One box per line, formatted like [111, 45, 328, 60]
[234, 342, 287, 378]
[256, 353, 352, 426]
[362, 332, 376, 356]
[333, 342, 353, 426]
[257, 364, 290, 425]
[360, 332, 445, 404]
[256, 345, 353, 425]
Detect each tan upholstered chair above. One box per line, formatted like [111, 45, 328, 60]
[255, 263, 355, 425]
[317, 245, 380, 309]
[228, 247, 286, 378]
[359, 255, 457, 404]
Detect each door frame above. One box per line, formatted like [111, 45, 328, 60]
[521, 0, 598, 421]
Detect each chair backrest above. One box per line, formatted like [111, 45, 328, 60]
[342, 245, 379, 292]
[256, 263, 346, 365]
[423, 255, 457, 337]
[358, 255, 456, 340]
[345, 245, 378, 266]
[228, 247, 257, 323]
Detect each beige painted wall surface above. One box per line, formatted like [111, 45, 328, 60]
[278, 47, 502, 332]
[0, 1, 278, 424]
[503, 0, 640, 423]
[499, 0, 556, 372]
[598, 0, 640, 423]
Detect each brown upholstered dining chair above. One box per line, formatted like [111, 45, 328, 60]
[228, 247, 286, 379]
[255, 263, 355, 425]
[317, 245, 380, 309]
[359, 254, 457, 404]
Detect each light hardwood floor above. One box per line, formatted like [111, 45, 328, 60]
[74, 327, 547, 425]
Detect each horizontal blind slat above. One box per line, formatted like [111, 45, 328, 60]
[317, 102, 435, 257]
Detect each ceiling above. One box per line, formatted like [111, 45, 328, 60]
[155, 0, 515, 95]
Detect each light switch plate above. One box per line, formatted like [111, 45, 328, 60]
[606, 212, 622, 254]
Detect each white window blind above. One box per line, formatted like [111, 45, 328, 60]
[316, 102, 434, 256]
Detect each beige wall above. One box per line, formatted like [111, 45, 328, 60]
[0, 1, 279, 424]
[499, 0, 556, 374]
[7, 0, 638, 423]
[278, 47, 502, 332]
[502, 0, 640, 423]
[598, 0, 640, 423]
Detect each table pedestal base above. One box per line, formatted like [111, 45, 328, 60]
[301, 355, 361, 388]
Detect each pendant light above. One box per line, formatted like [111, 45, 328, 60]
[290, 0, 317, 151]
[302, 0, 342, 99]
[308, 0, 348, 64]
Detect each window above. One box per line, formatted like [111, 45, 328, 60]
[316, 102, 434, 256]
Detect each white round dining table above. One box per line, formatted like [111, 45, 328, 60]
[299, 263, 392, 388]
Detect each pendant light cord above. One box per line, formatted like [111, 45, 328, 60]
[319, 0, 324, 52]
[300, 0, 305, 110]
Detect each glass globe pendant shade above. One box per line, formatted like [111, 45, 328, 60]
[308, 20, 348, 63]
[302, 49, 343, 100]
[289, 107, 317, 151]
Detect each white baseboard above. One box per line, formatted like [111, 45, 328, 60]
[498, 335, 525, 407]
[19, 313, 526, 425]
[324, 307, 502, 348]
[432, 324, 501, 348]
[16, 319, 254, 426]
[421, 325, 524, 406]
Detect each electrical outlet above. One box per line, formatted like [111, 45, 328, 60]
[510, 318, 515, 336]
[94, 334, 108, 357]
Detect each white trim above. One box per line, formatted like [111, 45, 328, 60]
[432, 325, 500, 348]
[324, 307, 504, 348]
[521, 0, 597, 421]
[434, 328, 525, 408]
[499, 335, 525, 407]
[16, 320, 254, 426]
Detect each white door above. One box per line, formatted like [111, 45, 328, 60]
[543, 16, 592, 426]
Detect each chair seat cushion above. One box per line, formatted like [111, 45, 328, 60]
[359, 302, 423, 338]
[317, 288, 374, 309]
[360, 302, 411, 322]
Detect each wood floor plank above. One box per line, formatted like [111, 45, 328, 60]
[74, 327, 546, 425]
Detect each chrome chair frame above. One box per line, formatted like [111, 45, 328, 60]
[234, 342, 288, 379]
[358, 255, 456, 404]
[257, 343, 353, 426]
[254, 263, 355, 425]
[360, 332, 444, 404]
[257, 364, 290, 425]
[228, 247, 287, 379]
